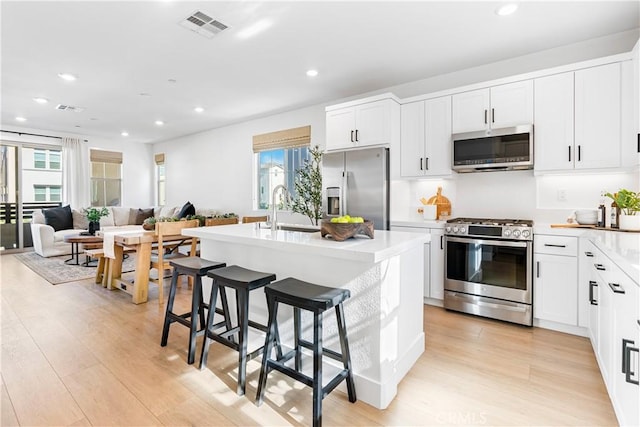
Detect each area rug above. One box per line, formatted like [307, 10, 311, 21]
[14, 252, 136, 285]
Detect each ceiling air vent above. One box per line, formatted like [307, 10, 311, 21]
[179, 10, 229, 39]
[55, 104, 85, 112]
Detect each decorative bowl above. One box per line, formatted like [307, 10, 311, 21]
[320, 220, 374, 241]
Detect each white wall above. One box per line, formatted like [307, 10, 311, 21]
[1, 126, 154, 208]
[154, 104, 326, 219]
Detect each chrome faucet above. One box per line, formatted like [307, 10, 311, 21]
[270, 184, 291, 232]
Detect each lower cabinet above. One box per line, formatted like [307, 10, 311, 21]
[579, 236, 640, 426]
[390, 225, 444, 303]
[533, 235, 578, 325]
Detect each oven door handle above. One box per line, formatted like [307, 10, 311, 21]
[444, 235, 529, 248]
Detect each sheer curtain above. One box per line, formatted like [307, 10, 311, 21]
[62, 137, 90, 208]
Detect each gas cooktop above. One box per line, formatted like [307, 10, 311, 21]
[445, 217, 533, 240]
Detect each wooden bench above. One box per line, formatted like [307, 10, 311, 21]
[84, 247, 135, 288]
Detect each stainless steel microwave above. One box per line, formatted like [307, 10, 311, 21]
[452, 125, 533, 172]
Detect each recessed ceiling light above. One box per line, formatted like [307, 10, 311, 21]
[496, 3, 518, 16]
[15, 116, 27, 122]
[194, 107, 205, 113]
[33, 97, 49, 104]
[139, 93, 152, 97]
[57, 72, 77, 81]
[237, 19, 272, 39]
[155, 120, 164, 126]
[306, 69, 319, 77]
[121, 131, 129, 137]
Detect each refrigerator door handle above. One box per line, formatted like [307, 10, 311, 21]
[342, 171, 348, 215]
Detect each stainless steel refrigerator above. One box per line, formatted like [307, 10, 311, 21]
[322, 146, 390, 230]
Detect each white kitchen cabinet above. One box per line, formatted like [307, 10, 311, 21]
[610, 269, 640, 427]
[578, 238, 597, 329]
[452, 80, 533, 134]
[400, 96, 452, 177]
[574, 62, 621, 169]
[390, 225, 444, 303]
[534, 72, 575, 171]
[326, 96, 399, 151]
[534, 235, 578, 325]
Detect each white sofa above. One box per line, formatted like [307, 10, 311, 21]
[30, 205, 216, 257]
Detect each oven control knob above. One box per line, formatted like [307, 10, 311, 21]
[522, 229, 531, 238]
[445, 226, 451, 233]
[513, 229, 522, 238]
[459, 227, 466, 234]
[503, 229, 512, 237]
[453, 226, 459, 233]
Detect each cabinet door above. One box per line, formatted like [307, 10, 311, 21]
[612, 273, 640, 427]
[489, 80, 534, 128]
[452, 88, 490, 133]
[534, 72, 575, 171]
[429, 229, 445, 300]
[326, 107, 355, 151]
[578, 238, 596, 328]
[534, 253, 578, 325]
[598, 271, 614, 387]
[390, 226, 429, 301]
[575, 63, 621, 169]
[424, 96, 452, 176]
[400, 101, 425, 177]
[355, 100, 391, 147]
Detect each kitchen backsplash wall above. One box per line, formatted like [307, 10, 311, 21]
[391, 170, 639, 224]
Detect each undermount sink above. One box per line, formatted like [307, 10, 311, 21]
[260, 223, 320, 233]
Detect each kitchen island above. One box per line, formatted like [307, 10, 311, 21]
[182, 223, 429, 409]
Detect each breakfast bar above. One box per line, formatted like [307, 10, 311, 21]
[182, 223, 429, 409]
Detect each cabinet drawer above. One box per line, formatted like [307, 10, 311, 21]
[534, 235, 577, 256]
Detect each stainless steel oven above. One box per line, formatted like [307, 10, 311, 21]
[444, 218, 533, 326]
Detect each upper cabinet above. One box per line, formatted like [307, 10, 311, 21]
[535, 63, 624, 172]
[400, 96, 452, 177]
[452, 80, 533, 134]
[574, 63, 621, 170]
[325, 95, 400, 151]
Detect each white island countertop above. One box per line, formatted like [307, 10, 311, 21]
[183, 223, 430, 263]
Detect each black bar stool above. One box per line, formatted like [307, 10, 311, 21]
[160, 257, 227, 364]
[199, 265, 277, 396]
[255, 277, 357, 427]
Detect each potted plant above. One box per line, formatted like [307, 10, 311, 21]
[206, 213, 239, 226]
[291, 145, 323, 226]
[606, 189, 640, 230]
[84, 207, 110, 235]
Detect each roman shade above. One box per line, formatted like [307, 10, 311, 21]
[90, 149, 122, 164]
[252, 125, 311, 152]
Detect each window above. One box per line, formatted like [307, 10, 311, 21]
[90, 149, 122, 206]
[33, 185, 61, 202]
[34, 150, 46, 168]
[33, 149, 61, 169]
[253, 125, 311, 210]
[154, 153, 165, 206]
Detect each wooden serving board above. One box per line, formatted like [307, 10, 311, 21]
[320, 220, 374, 241]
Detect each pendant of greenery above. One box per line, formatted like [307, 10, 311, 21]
[291, 145, 323, 225]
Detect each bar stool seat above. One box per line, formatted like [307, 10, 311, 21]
[256, 277, 357, 427]
[199, 265, 277, 396]
[160, 257, 226, 365]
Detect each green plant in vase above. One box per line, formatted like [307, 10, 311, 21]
[605, 189, 640, 230]
[291, 145, 323, 226]
[84, 207, 109, 235]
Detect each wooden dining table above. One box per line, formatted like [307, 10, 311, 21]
[108, 230, 196, 304]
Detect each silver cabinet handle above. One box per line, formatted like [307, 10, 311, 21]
[588, 281, 598, 306]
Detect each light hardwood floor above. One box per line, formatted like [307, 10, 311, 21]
[1, 253, 618, 426]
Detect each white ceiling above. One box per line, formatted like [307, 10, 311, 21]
[1, 1, 639, 144]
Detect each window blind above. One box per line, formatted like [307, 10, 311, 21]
[90, 149, 122, 164]
[154, 153, 165, 164]
[252, 125, 311, 152]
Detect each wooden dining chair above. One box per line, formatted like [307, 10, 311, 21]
[242, 215, 268, 224]
[150, 219, 199, 304]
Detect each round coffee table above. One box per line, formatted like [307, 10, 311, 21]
[64, 234, 103, 266]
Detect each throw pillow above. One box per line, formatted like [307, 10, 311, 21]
[177, 201, 195, 219]
[43, 205, 73, 232]
[72, 209, 89, 230]
[134, 208, 155, 225]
